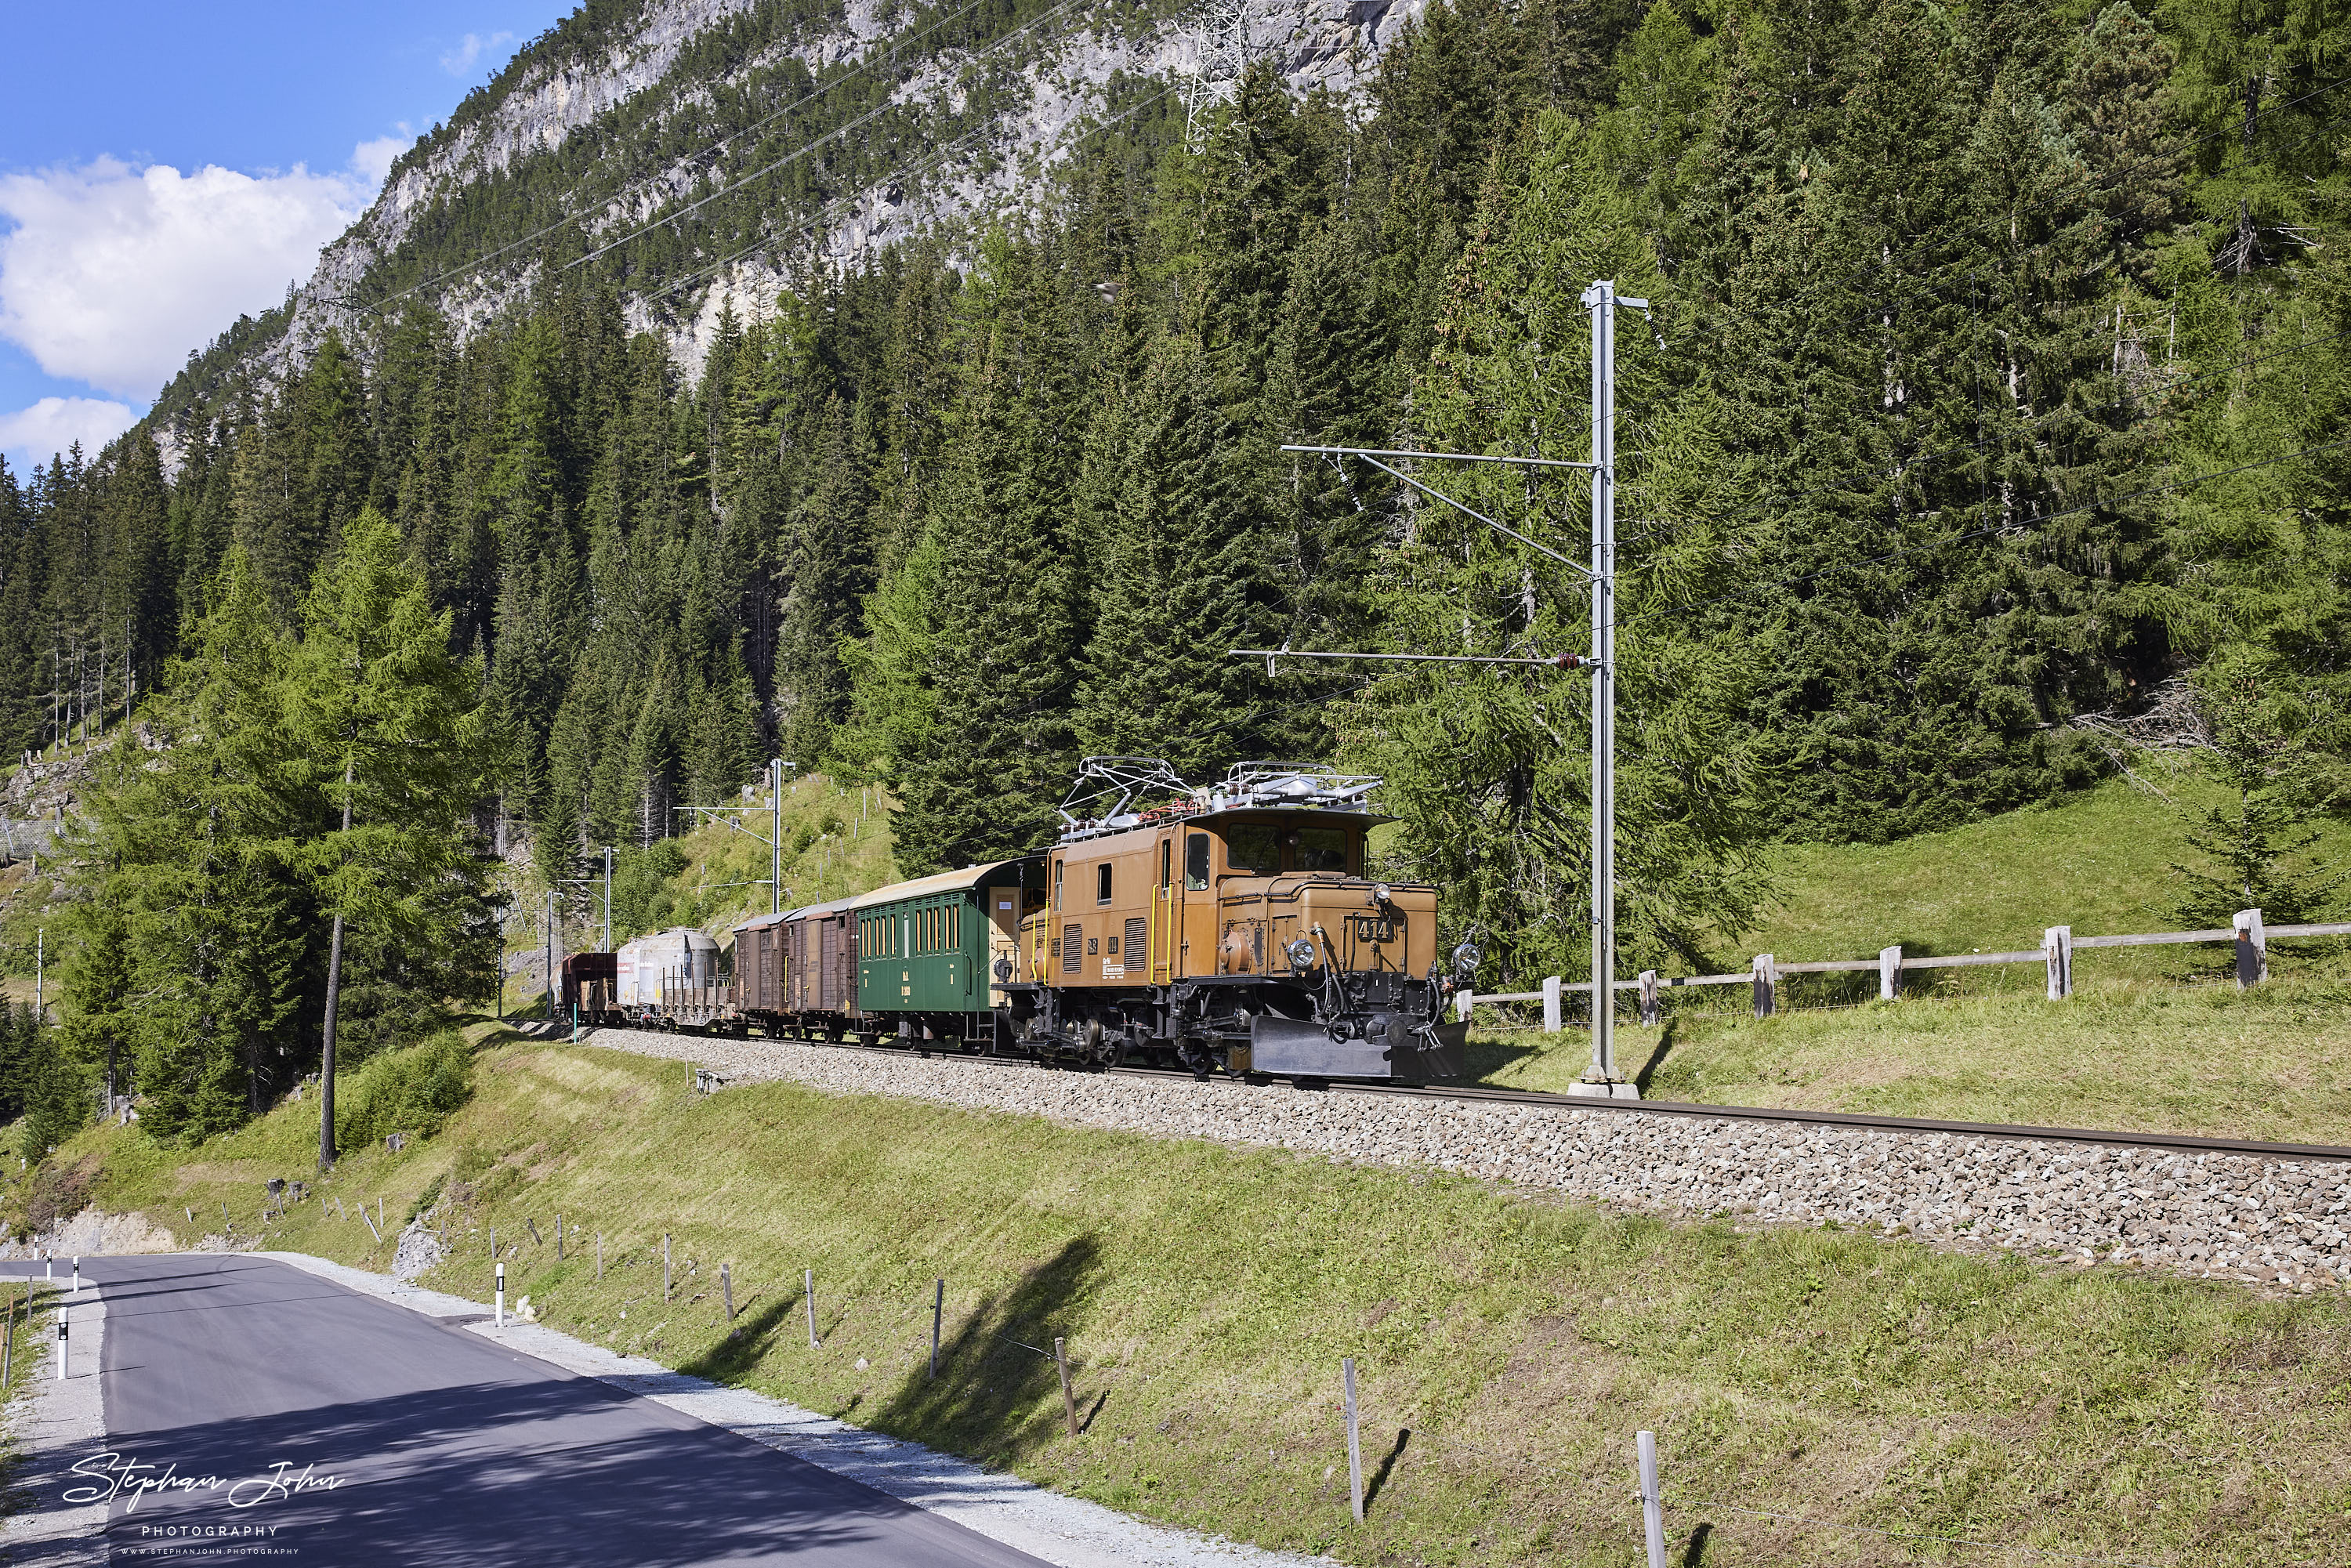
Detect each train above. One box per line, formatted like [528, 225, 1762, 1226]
[557, 759, 1475, 1081]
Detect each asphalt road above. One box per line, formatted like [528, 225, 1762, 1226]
[1, 1254, 1045, 1566]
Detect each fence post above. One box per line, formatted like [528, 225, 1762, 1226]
[2235, 908, 2268, 987]
[722, 1262, 734, 1322]
[1541, 976, 1563, 1034]
[1636, 1430, 1666, 1568]
[1454, 987, 1473, 1024]
[2044, 925, 2074, 999]
[1751, 954, 1776, 1018]
[596, 1233, 603, 1281]
[805, 1269, 818, 1349]
[1638, 970, 1659, 1026]
[556, 1215, 563, 1261]
[663, 1234, 671, 1302]
[1055, 1337, 1079, 1436]
[1878, 944, 1902, 1001]
[930, 1277, 944, 1379]
[1343, 1356, 1364, 1523]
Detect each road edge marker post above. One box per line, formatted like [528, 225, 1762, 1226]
[496, 1262, 506, 1327]
[55, 1305, 66, 1381]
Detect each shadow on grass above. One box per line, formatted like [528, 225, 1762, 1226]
[869, 1235, 1104, 1464]
[1363, 1426, 1410, 1515]
[1457, 1031, 1548, 1081]
[1681, 1521, 1713, 1565]
[680, 1288, 803, 1382]
[1634, 1019, 1682, 1096]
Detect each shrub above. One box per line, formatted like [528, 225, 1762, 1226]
[334, 1030, 473, 1151]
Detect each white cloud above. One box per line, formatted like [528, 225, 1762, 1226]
[0, 396, 136, 473]
[0, 142, 402, 401]
[442, 32, 516, 75]
[352, 135, 411, 190]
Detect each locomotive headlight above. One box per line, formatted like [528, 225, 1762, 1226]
[1451, 940, 1483, 981]
[1372, 882, 1393, 905]
[1285, 937, 1319, 971]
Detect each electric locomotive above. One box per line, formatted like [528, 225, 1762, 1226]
[996, 759, 1470, 1079]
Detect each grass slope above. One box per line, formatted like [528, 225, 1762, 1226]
[56, 1029, 2351, 1567]
[1471, 780, 2351, 1143]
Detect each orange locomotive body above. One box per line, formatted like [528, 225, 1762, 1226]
[1004, 760, 1469, 1079]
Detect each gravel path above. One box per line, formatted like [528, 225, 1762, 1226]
[567, 1026, 2351, 1295]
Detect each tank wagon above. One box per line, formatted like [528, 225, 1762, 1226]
[615, 926, 731, 1031]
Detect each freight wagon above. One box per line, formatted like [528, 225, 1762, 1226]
[614, 925, 731, 1031]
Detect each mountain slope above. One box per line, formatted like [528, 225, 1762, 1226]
[161, 0, 1425, 415]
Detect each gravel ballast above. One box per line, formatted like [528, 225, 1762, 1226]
[568, 1026, 2351, 1294]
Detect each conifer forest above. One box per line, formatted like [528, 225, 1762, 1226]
[2, 0, 2347, 1137]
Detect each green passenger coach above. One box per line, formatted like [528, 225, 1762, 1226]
[851, 859, 1041, 1046]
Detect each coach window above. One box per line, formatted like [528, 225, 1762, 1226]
[1096, 863, 1113, 905]
[1185, 832, 1210, 891]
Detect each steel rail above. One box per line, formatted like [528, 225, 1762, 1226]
[585, 1022, 2351, 1164]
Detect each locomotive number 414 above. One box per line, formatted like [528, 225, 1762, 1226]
[1349, 915, 1396, 943]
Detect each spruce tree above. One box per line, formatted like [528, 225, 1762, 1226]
[281, 508, 492, 1167]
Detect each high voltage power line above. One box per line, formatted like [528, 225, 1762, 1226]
[644, 83, 1180, 307]
[342, 0, 1122, 320]
[563, 0, 1102, 276]
[363, 0, 1023, 313]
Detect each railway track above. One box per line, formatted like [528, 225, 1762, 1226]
[635, 1024, 2351, 1165]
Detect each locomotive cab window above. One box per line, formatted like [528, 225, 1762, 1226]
[1185, 833, 1210, 891]
[1226, 825, 1278, 873]
[1299, 828, 1350, 873]
[1096, 864, 1113, 905]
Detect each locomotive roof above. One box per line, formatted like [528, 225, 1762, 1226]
[848, 858, 1031, 912]
[1055, 760, 1393, 845]
[1052, 802, 1394, 852]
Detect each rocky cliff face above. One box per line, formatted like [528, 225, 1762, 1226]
[276, 0, 1423, 381]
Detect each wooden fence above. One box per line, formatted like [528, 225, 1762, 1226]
[1458, 907, 2351, 1029]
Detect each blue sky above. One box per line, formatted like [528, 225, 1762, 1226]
[0, 2, 578, 472]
